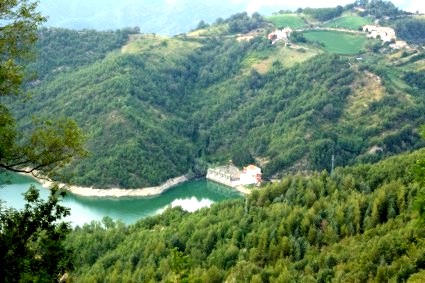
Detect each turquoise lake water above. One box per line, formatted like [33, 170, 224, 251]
[0, 173, 242, 226]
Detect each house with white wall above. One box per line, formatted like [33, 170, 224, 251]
[206, 164, 262, 187]
[239, 165, 262, 185]
[268, 27, 292, 44]
[363, 25, 396, 42]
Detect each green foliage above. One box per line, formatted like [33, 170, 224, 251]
[196, 20, 209, 30]
[5, 1, 425, 282]
[404, 70, 425, 89]
[323, 15, 373, 30]
[303, 31, 367, 54]
[6, 17, 425, 188]
[0, 185, 73, 282]
[27, 27, 138, 80]
[303, 6, 344, 22]
[0, 110, 87, 178]
[65, 148, 425, 281]
[266, 14, 306, 29]
[413, 126, 425, 224]
[394, 18, 425, 44]
[290, 31, 307, 43]
[1, 2, 85, 281]
[1, 2, 86, 178]
[361, 0, 403, 19]
[0, 0, 45, 97]
[225, 12, 266, 34]
[232, 148, 255, 168]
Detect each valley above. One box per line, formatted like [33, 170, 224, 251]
[2, 1, 425, 281]
[5, 6, 424, 190]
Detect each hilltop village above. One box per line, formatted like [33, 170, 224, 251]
[266, 23, 408, 49]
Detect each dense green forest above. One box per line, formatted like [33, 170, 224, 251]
[302, 6, 344, 22]
[4, 2, 425, 190]
[3, 0, 425, 281]
[27, 27, 139, 79]
[65, 146, 425, 281]
[394, 18, 425, 44]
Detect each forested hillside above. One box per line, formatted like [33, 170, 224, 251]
[4, 1, 425, 282]
[4, 6, 425, 188]
[66, 146, 425, 281]
[27, 27, 138, 79]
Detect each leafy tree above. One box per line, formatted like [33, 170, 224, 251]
[394, 18, 425, 44]
[0, 0, 44, 96]
[303, 6, 343, 22]
[0, 0, 86, 281]
[226, 12, 265, 34]
[291, 31, 307, 43]
[4, 3, 425, 187]
[412, 126, 425, 184]
[413, 126, 425, 224]
[196, 20, 209, 30]
[404, 70, 425, 89]
[0, 185, 73, 282]
[232, 148, 255, 167]
[0, 0, 86, 178]
[64, 147, 425, 281]
[364, 0, 402, 18]
[0, 115, 86, 179]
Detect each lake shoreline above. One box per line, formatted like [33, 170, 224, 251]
[35, 174, 191, 198]
[2, 175, 243, 226]
[25, 173, 250, 198]
[205, 178, 252, 195]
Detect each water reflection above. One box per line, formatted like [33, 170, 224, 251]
[170, 197, 214, 212]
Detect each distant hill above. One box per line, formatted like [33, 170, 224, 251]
[37, 0, 279, 35]
[5, 5, 425, 188]
[37, 0, 424, 35]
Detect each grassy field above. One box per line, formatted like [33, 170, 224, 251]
[266, 14, 306, 29]
[122, 34, 200, 57]
[186, 24, 228, 37]
[242, 45, 322, 74]
[303, 30, 367, 55]
[324, 16, 373, 30]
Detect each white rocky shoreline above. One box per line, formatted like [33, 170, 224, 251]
[27, 173, 250, 198]
[30, 174, 191, 198]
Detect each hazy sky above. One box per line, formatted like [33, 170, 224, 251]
[236, 0, 424, 14]
[37, 0, 424, 34]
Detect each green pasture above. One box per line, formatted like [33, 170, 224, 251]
[242, 46, 321, 73]
[303, 30, 367, 55]
[122, 34, 200, 58]
[324, 16, 373, 30]
[266, 14, 306, 29]
[187, 24, 228, 37]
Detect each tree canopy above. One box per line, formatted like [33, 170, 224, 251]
[7, 21, 425, 188]
[1, 0, 86, 281]
[66, 147, 425, 281]
[0, 185, 73, 282]
[0, 0, 86, 179]
[0, 0, 44, 97]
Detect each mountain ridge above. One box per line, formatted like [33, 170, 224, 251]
[5, 2, 425, 188]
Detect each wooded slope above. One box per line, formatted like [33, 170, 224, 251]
[6, 13, 425, 188]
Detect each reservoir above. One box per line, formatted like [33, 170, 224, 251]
[0, 173, 242, 226]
